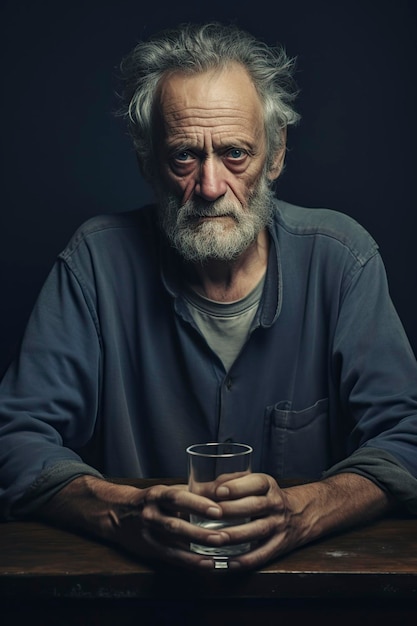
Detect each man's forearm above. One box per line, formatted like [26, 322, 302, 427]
[36, 474, 144, 540]
[283, 472, 395, 547]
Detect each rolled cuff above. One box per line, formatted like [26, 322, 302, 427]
[11, 460, 104, 519]
[323, 447, 417, 515]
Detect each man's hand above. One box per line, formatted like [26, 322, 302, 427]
[106, 480, 233, 568]
[36, 475, 232, 570]
[206, 471, 393, 570]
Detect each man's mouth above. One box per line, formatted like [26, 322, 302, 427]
[190, 212, 236, 221]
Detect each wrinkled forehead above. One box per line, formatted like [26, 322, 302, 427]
[155, 63, 264, 126]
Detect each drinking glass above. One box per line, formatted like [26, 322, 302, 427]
[187, 442, 253, 558]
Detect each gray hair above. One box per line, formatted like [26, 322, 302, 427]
[118, 22, 300, 180]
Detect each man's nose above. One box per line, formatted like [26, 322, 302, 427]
[195, 158, 228, 201]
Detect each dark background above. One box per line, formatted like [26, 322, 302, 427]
[1, 0, 416, 375]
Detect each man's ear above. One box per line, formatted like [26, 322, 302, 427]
[267, 128, 287, 181]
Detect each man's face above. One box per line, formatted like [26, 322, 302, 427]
[154, 64, 284, 262]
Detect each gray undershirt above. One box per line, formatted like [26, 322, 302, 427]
[184, 277, 265, 372]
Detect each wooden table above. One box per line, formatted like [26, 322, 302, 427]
[1, 479, 417, 625]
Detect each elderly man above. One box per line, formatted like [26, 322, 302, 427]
[0, 22, 416, 572]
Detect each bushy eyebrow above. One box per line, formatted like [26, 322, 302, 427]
[166, 138, 257, 156]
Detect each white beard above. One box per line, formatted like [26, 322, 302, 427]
[157, 176, 275, 262]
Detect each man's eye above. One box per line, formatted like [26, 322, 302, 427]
[227, 149, 245, 160]
[174, 151, 192, 162]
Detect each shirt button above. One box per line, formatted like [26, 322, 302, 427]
[225, 377, 232, 390]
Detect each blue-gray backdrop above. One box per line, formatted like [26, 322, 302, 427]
[1, 0, 416, 374]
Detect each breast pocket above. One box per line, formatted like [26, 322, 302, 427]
[262, 398, 330, 480]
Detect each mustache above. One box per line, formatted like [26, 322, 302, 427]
[178, 200, 241, 221]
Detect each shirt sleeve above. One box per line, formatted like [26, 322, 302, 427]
[10, 460, 104, 517]
[323, 447, 417, 514]
[0, 258, 103, 520]
[328, 251, 417, 512]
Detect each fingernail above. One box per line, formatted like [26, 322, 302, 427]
[207, 506, 222, 517]
[216, 486, 229, 497]
[207, 534, 223, 544]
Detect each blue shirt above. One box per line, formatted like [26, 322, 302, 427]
[1, 199, 417, 519]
